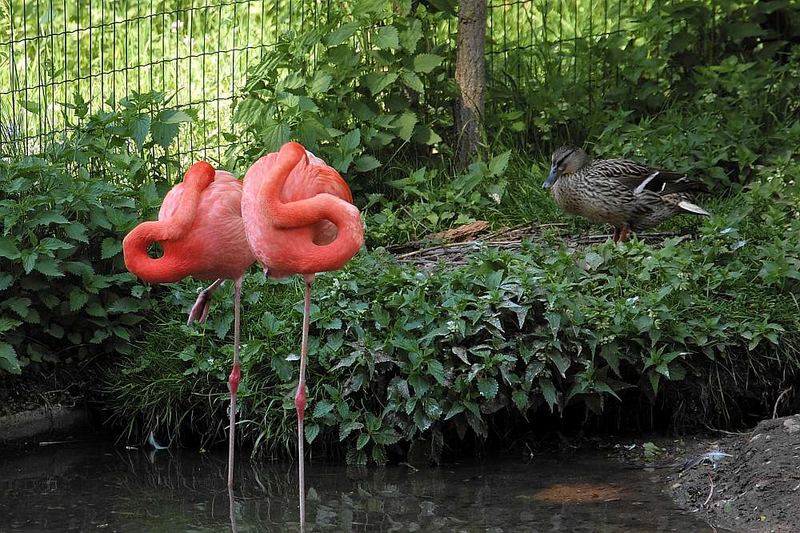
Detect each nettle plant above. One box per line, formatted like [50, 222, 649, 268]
[0, 92, 190, 374]
[229, 0, 453, 181]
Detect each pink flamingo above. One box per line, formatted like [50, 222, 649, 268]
[122, 162, 254, 488]
[241, 141, 364, 529]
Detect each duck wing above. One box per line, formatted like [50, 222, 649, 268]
[589, 159, 705, 196]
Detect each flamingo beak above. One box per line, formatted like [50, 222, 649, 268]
[543, 166, 558, 189]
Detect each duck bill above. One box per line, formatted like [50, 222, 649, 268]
[542, 167, 558, 189]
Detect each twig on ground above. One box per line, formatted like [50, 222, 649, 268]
[772, 387, 793, 419]
[703, 473, 715, 506]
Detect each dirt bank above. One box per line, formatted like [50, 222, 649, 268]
[669, 415, 800, 533]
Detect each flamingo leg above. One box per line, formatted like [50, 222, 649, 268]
[228, 487, 238, 533]
[188, 278, 224, 325]
[227, 277, 243, 488]
[295, 276, 313, 532]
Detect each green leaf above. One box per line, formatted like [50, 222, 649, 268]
[584, 251, 604, 271]
[356, 433, 370, 450]
[0, 274, 13, 291]
[413, 53, 444, 73]
[400, 71, 425, 94]
[393, 112, 417, 142]
[477, 377, 498, 399]
[540, 378, 558, 412]
[372, 430, 401, 445]
[151, 121, 180, 148]
[593, 381, 621, 401]
[408, 374, 430, 396]
[280, 72, 305, 91]
[0, 237, 21, 260]
[549, 351, 570, 377]
[20, 100, 40, 114]
[444, 403, 464, 420]
[364, 72, 399, 96]
[33, 211, 70, 226]
[21, 253, 36, 274]
[426, 0, 458, 15]
[413, 409, 432, 431]
[101, 238, 122, 260]
[34, 256, 64, 277]
[400, 20, 423, 51]
[107, 298, 141, 314]
[64, 222, 89, 243]
[427, 360, 446, 385]
[353, 155, 381, 172]
[178, 345, 197, 361]
[313, 400, 334, 418]
[648, 371, 661, 395]
[309, 73, 332, 95]
[260, 119, 292, 152]
[488, 150, 511, 176]
[339, 420, 363, 441]
[411, 125, 442, 145]
[130, 115, 151, 151]
[375, 25, 399, 49]
[340, 129, 361, 153]
[85, 302, 107, 318]
[325, 22, 359, 46]
[158, 109, 194, 124]
[4, 297, 31, 318]
[0, 342, 21, 374]
[512, 389, 529, 412]
[305, 423, 320, 444]
[600, 343, 621, 376]
[0, 317, 22, 333]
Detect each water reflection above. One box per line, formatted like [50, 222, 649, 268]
[0, 443, 720, 532]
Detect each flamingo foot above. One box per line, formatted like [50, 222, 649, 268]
[188, 279, 223, 325]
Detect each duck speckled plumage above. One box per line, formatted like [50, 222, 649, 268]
[543, 146, 711, 242]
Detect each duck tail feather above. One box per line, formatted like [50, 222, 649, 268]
[678, 200, 711, 216]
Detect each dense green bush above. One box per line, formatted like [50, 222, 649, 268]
[106, 171, 799, 462]
[0, 92, 191, 374]
[228, 0, 453, 182]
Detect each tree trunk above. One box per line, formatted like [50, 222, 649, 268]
[454, 0, 487, 168]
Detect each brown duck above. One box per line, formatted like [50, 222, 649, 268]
[543, 146, 711, 242]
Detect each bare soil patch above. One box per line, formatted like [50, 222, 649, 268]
[669, 415, 800, 532]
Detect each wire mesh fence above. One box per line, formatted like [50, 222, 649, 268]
[1, 0, 653, 165]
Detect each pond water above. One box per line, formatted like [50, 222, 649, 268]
[0, 442, 721, 532]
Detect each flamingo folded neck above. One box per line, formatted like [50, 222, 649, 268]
[122, 223, 193, 283]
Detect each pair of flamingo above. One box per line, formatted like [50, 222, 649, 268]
[122, 141, 364, 529]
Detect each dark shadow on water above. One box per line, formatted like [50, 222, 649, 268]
[0, 443, 723, 532]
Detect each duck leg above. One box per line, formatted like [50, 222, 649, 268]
[617, 224, 631, 243]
